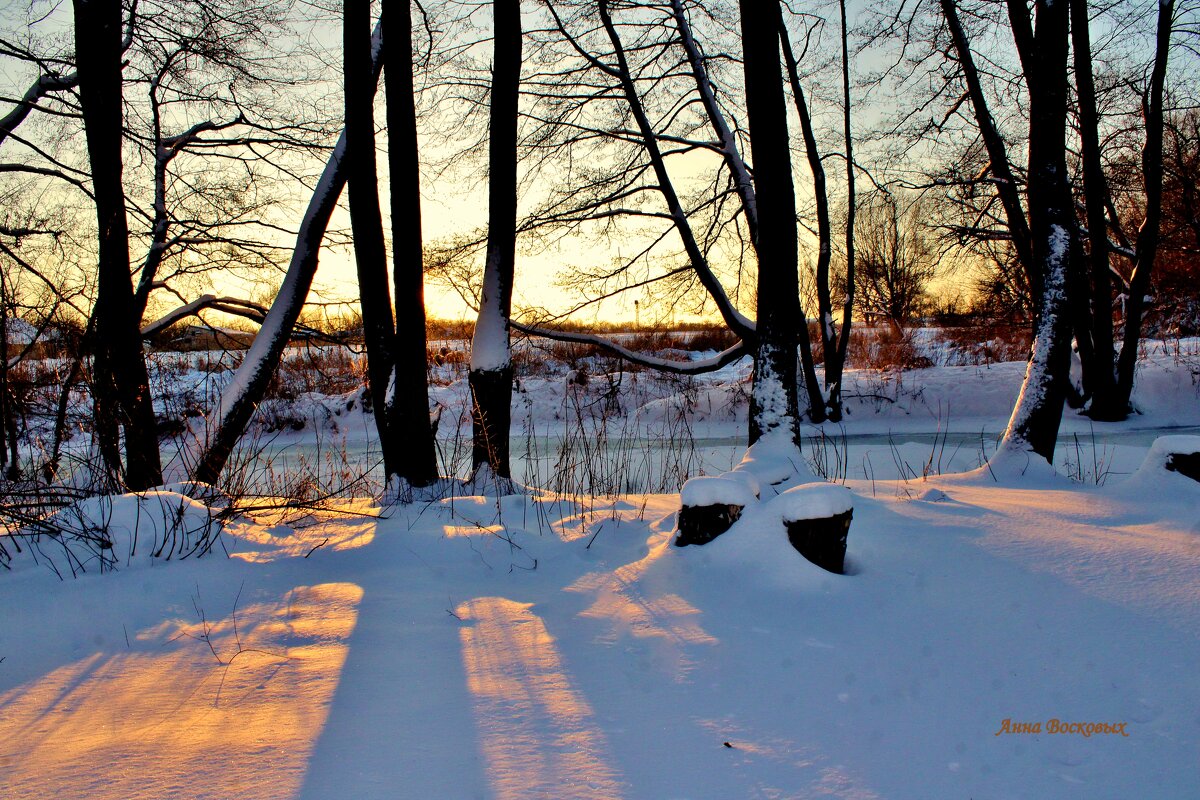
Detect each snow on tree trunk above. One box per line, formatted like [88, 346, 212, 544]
[991, 0, 1074, 471]
[677, 0, 824, 422]
[469, 0, 522, 481]
[995, 225, 1073, 467]
[189, 23, 385, 485]
[73, 0, 162, 491]
[739, 0, 802, 448]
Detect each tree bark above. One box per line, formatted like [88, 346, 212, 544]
[778, 21, 830, 423]
[383, 0, 438, 487]
[469, 0, 522, 480]
[1114, 0, 1174, 410]
[73, 0, 162, 491]
[345, 0, 403, 478]
[1070, 0, 1122, 419]
[825, 0, 856, 422]
[0, 288, 13, 480]
[739, 0, 802, 446]
[995, 0, 1075, 464]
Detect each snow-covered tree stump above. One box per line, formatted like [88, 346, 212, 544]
[1134, 436, 1200, 484]
[675, 476, 756, 547]
[1168, 452, 1200, 482]
[777, 484, 854, 574]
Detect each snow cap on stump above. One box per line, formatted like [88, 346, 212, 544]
[680, 476, 756, 509]
[777, 483, 854, 574]
[776, 483, 854, 523]
[676, 476, 756, 547]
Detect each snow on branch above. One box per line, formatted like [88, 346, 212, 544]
[0, 71, 78, 149]
[671, 0, 758, 240]
[508, 319, 747, 375]
[139, 295, 270, 338]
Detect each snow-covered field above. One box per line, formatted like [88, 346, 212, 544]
[1, 339, 1198, 799]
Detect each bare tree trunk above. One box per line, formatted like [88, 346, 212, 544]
[739, 0, 802, 446]
[1114, 0, 1174, 409]
[777, 22, 830, 423]
[0, 286, 13, 480]
[190, 25, 386, 485]
[1070, 0, 1122, 419]
[995, 0, 1075, 465]
[45, 318, 92, 482]
[470, 0, 522, 481]
[73, 0, 162, 491]
[345, 0, 403, 477]
[825, 0, 856, 422]
[383, 0, 438, 487]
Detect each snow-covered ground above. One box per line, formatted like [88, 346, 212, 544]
[1, 338, 1199, 799]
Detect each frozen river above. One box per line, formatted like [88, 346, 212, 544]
[229, 423, 1200, 495]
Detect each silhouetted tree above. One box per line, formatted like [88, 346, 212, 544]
[469, 0, 522, 481]
[72, 0, 162, 490]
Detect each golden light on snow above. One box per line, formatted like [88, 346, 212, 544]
[457, 596, 625, 800]
[224, 499, 379, 562]
[443, 522, 506, 538]
[946, 484, 1200, 630]
[567, 535, 717, 681]
[0, 582, 363, 800]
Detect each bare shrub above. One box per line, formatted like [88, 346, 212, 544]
[933, 322, 1032, 366]
[848, 325, 934, 371]
[267, 345, 365, 401]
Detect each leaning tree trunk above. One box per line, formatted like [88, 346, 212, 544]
[739, 0, 802, 446]
[73, 0, 162, 491]
[190, 24, 385, 485]
[345, 0, 403, 477]
[469, 0, 522, 480]
[940, 0, 1037, 301]
[383, 0, 438, 487]
[994, 0, 1075, 465]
